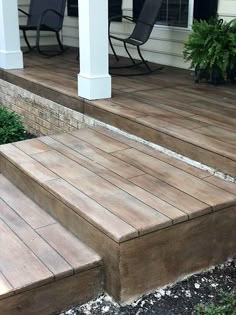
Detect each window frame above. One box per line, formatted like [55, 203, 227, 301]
[154, 0, 194, 30]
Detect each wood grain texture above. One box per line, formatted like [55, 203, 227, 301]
[0, 144, 58, 182]
[84, 102, 236, 176]
[38, 137, 187, 224]
[119, 206, 236, 302]
[71, 128, 129, 152]
[0, 199, 72, 279]
[2, 50, 236, 176]
[204, 176, 236, 195]
[32, 150, 172, 235]
[92, 126, 210, 179]
[1, 128, 236, 303]
[0, 267, 103, 315]
[37, 223, 102, 273]
[0, 217, 53, 293]
[14, 139, 51, 155]
[51, 132, 144, 179]
[113, 148, 236, 210]
[0, 175, 55, 229]
[0, 156, 121, 299]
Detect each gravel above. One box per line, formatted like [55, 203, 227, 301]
[56, 256, 236, 315]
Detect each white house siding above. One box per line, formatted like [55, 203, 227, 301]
[218, 0, 236, 21]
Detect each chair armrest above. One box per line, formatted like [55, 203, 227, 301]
[18, 8, 30, 16]
[37, 8, 64, 31]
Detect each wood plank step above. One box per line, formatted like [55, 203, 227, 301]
[0, 175, 103, 314]
[84, 97, 236, 176]
[1, 128, 236, 303]
[1, 130, 236, 241]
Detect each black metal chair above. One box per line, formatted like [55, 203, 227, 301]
[19, 0, 66, 56]
[109, 0, 163, 74]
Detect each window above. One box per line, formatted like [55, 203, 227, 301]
[133, 0, 190, 27]
[133, 0, 218, 28]
[157, 0, 190, 28]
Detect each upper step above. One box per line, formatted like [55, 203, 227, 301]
[0, 175, 102, 314]
[1, 127, 236, 243]
[1, 127, 236, 303]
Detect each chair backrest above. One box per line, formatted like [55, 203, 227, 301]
[130, 0, 163, 44]
[27, 0, 66, 30]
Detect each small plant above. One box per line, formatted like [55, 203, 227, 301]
[195, 290, 236, 315]
[183, 17, 236, 84]
[0, 106, 25, 145]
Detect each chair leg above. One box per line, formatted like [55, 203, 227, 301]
[109, 36, 119, 61]
[56, 31, 65, 52]
[36, 29, 66, 57]
[137, 46, 152, 72]
[22, 30, 33, 52]
[36, 27, 41, 54]
[124, 42, 136, 65]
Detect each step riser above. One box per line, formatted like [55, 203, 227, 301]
[85, 105, 236, 177]
[1, 154, 236, 303]
[0, 155, 121, 300]
[0, 268, 102, 315]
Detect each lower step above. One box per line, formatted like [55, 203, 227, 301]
[0, 175, 103, 315]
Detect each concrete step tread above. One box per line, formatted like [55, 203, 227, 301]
[1, 127, 235, 244]
[0, 175, 102, 299]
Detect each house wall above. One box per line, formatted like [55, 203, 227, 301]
[17, 0, 236, 69]
[218, 0, 236, 21]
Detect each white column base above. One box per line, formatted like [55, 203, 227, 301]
[0, 51, 23, 69]
[78, 74, 111, 100]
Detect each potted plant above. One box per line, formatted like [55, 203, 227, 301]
[183, 17, 236, 84]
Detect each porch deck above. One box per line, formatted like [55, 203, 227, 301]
[0, 49, 235, 176]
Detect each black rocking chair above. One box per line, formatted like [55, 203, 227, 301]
[109, 0, 163, 75]
[19, 0, 66, 56]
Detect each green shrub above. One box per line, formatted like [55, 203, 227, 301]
[0, 106, 25, 144]
[183, 17, 236, 82]
[195, 290, 236, 315]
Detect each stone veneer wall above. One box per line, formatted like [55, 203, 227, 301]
[0, 79, 86, 137]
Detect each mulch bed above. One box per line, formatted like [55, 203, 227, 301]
[57, 256, 236, 315]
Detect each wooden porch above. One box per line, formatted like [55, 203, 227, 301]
[0, 49, 236, 314]
[0, 49, 236, 176]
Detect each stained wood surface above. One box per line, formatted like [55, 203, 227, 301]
[1, 128, 235, 244]
[1, 49, 236, 175]
[0, 175, 102, 300]
[0, 125, 236, 303]
[0, 268, 103, 315]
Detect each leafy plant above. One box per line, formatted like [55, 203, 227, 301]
[195, 290, 236, 315]
[183, 17, 236, 83]
[0, 106, 25, 144]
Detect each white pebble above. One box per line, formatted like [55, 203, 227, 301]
[194, 283, 200, 289]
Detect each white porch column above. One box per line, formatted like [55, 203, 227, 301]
[78, 0, 111, 100]
[0, 0, 23, 69]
